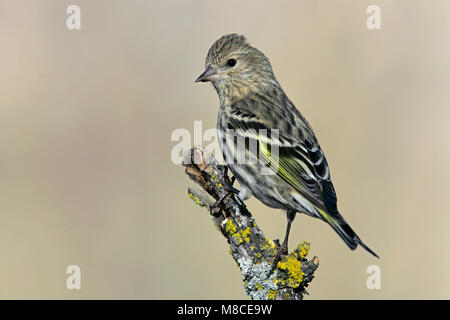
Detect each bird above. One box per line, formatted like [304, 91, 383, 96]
[195, 33, 378, 260]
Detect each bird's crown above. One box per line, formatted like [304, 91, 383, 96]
[205, 34, 252, 67]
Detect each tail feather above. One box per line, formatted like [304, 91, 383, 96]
[318, 208, 379, 258]
[355, 235, 379, 258]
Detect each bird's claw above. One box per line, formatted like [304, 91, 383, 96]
[209, 166, 238, 211]
[209, 191, 233, 211]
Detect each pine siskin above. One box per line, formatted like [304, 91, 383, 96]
[196, 34, 378, 259]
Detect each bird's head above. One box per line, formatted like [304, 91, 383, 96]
[196, 34, 277, 103]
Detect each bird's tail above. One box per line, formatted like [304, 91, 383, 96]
[318, 208, 379, 258]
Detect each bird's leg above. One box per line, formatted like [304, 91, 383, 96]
[221, 165, 238, 191]
[270, 210, 296, 274]
[280, 217, 293, 254]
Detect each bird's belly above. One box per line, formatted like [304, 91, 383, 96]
[217, 116, 316, 215]
[228, 163, 287, 209]
[218, 125, 291, 210]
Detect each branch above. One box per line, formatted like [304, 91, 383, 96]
[182, 146, 319, 300]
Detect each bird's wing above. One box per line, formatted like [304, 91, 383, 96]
[223, 96, 379, 258]
[225, 96, 339, 216]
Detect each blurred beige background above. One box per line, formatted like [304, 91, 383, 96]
[0, 0, 449, 299]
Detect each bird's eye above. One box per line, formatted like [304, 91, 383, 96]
[227, 59, 237, 67]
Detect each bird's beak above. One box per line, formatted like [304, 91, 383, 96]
[195, 66, 220, 82]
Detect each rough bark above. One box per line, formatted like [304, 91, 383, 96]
[183, 146, 319, 300]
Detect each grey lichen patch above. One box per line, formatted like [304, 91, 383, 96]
[238, 257, 278, 300]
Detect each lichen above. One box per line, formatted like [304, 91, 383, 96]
[277, 255, 304, 288]
[188, 192, 205, 207]
[267, 289, 277, 300]
[238, 257, 279, 300]
[282, 291, 292, 299]
[263, 238, 277, 251]
[224, 220, 253, 244]
[210, 173, 224, 191]
[230, 226, 310, 297]
[224, 219, 237, 235]
[294, 241, 310, 260]
[233, 226, 251, 243]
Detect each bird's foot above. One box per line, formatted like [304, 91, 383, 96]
[220, 165, 239, 194]
[269, 239, 288, 275]
[209, 166, 239, 211]
[209, 190, 233, 212]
